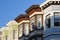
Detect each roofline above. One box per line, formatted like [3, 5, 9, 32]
[25, 5, 40, 13]
[40, 0, 60, 7]
[6, 20, 18, 26]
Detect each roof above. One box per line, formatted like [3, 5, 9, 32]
[25, 5, 41, 13]
[15, 14, 29, 23]
[40, 0, 60, 7]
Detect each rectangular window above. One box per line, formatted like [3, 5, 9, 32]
[46, 14, 51, 28]
[24, 24, 29, 35]
[6, 35, 8, 40]
[54, 12, 60, 26]
[31, 22, 35, 30]
[13, 30, 15, 39]
[30, 17, 35, 31]
[37, 17, 41, 29]
[19, 25, 23, 37]
[38, 21, 40, 29]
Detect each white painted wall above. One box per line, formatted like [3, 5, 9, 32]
[44, 5, 60, 14]
[43, 5, 60, 30]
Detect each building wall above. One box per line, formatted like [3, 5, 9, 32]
[43, 11, 54, 30]
[1, 27, 9, 40]
[43, 5, 60, 30]
[41, 0, 60, 40]
[44, 35, 60, 40]
[1, 0, 60, 40]
[44, 5, 60, 14]
[7, 21, 18, 40]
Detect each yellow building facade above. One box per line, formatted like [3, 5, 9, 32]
[7, 20, 18, 40]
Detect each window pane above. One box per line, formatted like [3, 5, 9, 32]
[46, 14, 51, 28]
[19, 24, 23, 37]
[54, 12, 60, 26]
[31, 23, 35, 30]
[38, 21, 40, 29]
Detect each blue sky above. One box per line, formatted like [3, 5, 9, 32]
[0, 0, 45, 28]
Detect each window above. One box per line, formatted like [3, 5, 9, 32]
[38, 21, 40, 29]
[45, 14, 51, 28]
[24, 24, 29, 35]
[13, 30, 15, 39]
[19, 25, 23, 37]
[6, 35, 8, 40]
[31, 22, 35, 30]
[54, 12, 60, 26]
[37, 17, 41, 29]
[37, 16, 42, 29]
[30, 17, 35, 31]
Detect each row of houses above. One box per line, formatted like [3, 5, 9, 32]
[0, 0, 60, 40]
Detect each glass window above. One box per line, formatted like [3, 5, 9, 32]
[31, 22, 35, 30]
[54, 12, 60, 26]
[30, 17, 35, 31]
[37, 16, 41, 29]
[45, 14, 51, 28]
[13, 30, 15, 39]
[24, 24, 29, 35]
[38, 21, 40, 29]
[38, 16, 41, 29]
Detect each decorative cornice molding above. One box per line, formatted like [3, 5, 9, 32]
[40, 1, 60, 10]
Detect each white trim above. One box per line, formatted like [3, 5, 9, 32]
[29, 12, 43, 18]
[40, 0, 60, 7]
[0, 27, 9, 31]
[40, 0, 49, 7]
[6, 20, 18, 26]
[18, 20, 29, 25]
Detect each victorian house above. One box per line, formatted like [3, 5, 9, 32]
[0, 0, 60, 40]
